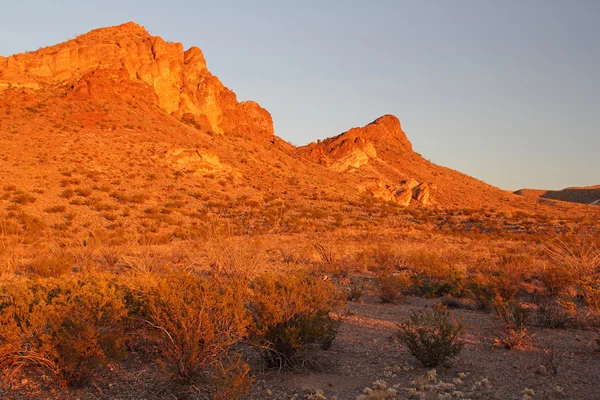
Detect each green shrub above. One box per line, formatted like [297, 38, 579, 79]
[248, 271, 344, 368]
[0, 274, 127, 386]
[396, 304, 465, 367]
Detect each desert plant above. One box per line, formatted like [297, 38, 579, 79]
[205, 226, 268, 282]
[534, 297, 576, 328]
[129, 270, 250, 389]
[396, 304, 465, 367]
[375, 271, 411, 304]
[540, 344, 565, 375]
[248, 271, 343, 369]
[312, 239, 339, 267]
[494, 301, 534, 349]
[544, 239, 600, 281]
[0, 274, 127, 386]
[539, 264, 575, 298]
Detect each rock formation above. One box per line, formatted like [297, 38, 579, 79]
[0, 22, 273, 137]
[298, 115, 411, 169]
[365, 179, 435, 206]
[165, 148, 240, 181]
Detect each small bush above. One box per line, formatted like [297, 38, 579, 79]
[375, 272, 411, 304]
[11, 192, 36, 205]
[494, 301, 534, 349]
[0, 274, 127, 386]
[129, 271, 251, 391]
[74, 187, 92, 198]
[396, 304, 465, 367]
[43, 205, 67, 214]
[540, 265, 575, 298]
[248, 271, 343, 368]
[534, 297, 576, 328]
[59, 189, 75, 199]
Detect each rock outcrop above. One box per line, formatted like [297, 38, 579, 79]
[298, 115, 411, 169]
[165, 148, 240, 181]
[0, 22, 273, 137]
[365, 179, 435, 206]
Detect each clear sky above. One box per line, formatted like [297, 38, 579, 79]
[1, 1, 598, 190]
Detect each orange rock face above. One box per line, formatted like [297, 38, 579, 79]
[298, 114, 412, 164]
[0, 22, 273, 137]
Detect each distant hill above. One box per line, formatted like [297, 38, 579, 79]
[515, 185, 600, 206]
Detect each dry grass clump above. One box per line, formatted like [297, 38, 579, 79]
[396, 304, 465, 368]
[205, 226, 270, 281]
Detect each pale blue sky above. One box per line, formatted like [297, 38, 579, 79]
[1, 1, 598, 190]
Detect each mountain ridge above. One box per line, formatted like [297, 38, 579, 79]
[0, 22, 595, 239]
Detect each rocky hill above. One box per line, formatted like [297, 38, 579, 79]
[298, 115, 524, 209]
[0, 22, 273, 138]
[0, 22, 592, 238]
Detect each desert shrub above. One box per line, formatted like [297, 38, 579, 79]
[346, 279, 365, 302]
[11, 192, 36, 205]
[0, 274, 127, 386]
[375, 271, 411, 304]
[396, 304, 465, 367]
[534, 297, 576, 328]
[411, 274, 460, 298]
[494, 301, 534, 349]
[540, 264, 575, 298]
[248, 271, 344, 368]
[128, 270, 251, 394]
[540, 344, 565, 375]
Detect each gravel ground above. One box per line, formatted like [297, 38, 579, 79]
[2, 296, 599, 400]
